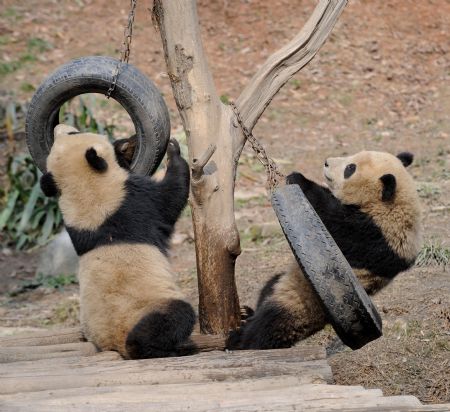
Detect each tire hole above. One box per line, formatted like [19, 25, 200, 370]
[58, 93, 135, 142]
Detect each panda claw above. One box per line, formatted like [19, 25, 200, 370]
[240, 305, 255, 323]
[167, 138, 181, 159]
[286, 172, 306, 186]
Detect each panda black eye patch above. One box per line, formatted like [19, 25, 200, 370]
[344, 163, 356, 179]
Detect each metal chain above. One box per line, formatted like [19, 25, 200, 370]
[106, 0, 138, 98]
[230, 101, 285, 192]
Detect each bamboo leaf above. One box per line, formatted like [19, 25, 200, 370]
[0, 189, 19, 230]
[31, 210, 46, 229]
[54, 208, 62, 227]
[18, 182, 40, 232]
[38, 209, 55, 245]
[16, 233, 28, 250]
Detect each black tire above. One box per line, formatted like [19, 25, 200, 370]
[271, 184, 382, 350]
[25, 56, 170, 175]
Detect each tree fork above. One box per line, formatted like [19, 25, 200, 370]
[153, 0, 347, 336]
[153, 1, 242, 334]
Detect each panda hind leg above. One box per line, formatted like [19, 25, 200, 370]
[231, 302, 307, 350]
[226, 301, 297, 350]
[125, 299, 196, 359]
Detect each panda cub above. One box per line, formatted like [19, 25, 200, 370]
[40, 125, 195, 359]
[228, 150, 422, 350]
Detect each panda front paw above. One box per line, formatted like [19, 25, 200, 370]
[286, 172, 308, 187]
[166, 138, 181, 161]
[240, 305, 255, 323]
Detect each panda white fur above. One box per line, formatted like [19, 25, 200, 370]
[40, 125, 195, 358]
[228, 150, 422, 350]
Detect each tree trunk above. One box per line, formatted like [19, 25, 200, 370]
[153, 0, 347, 335]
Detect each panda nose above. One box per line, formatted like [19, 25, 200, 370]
[324, 160, 329, 167]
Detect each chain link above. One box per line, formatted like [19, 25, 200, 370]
[106, 0, 138, 98]
[104, 3, 283, 191]
[230, 102, 285, 192]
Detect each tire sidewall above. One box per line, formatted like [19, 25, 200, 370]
[25, 56, 170, 175]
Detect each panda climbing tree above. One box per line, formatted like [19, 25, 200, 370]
[151, 0, 348, 336]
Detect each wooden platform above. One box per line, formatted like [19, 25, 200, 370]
[1, 329, 449, 411]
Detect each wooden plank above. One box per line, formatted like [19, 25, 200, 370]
[0, 345, 331, 398]
[0, 360, 331, 394]
[3, 382, 440, 412]
[2, 402, 448, 412]
[0, 327, 226, 353]
[0, 351, 122, 373]
[4, 330, 443, 411]
[0, 347, 332, 394]
[0, 381, 373, 401]
[0, 346, 327, 376]
[0, 343, 326, 371]
[0, 342, 98, 363]
[0, 383, 381, 411]
[0, 328, 83, 347]
[336, 407, 450, 412]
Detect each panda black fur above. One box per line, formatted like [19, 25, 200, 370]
[228, 150, 422, 350]
[41, 124, 196, 359]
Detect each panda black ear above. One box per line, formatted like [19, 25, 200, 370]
[380, 173, 396, 202]
[40, 172, 59, 197]
[85, 148, 108, 172]
[113, 135, 136, 169]
[397, 152, 414, 167]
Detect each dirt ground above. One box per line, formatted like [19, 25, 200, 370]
[1, 0, 449, 404]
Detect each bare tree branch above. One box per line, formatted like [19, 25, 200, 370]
[192, 144, 217, 181]
[234, 0, 347, 156]
[153, 0, 347, 336]
[154, 0, 242, 335]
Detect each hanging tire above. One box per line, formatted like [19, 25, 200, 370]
[272, 184, 382, 350]
[25, 56, 170, 175]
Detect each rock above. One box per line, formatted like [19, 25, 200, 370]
[2, 248, 12, 256]
[36, 230, 78, 277]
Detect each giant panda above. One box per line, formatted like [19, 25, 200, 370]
[228, 150, 422, 350]
[40, 124, 196, 359]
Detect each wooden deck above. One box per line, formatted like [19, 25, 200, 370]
[1, 328, 449, 411]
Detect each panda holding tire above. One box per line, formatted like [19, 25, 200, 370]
[40, 125, 196, 359]
[228, 150, 423, 350]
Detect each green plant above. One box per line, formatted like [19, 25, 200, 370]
[0, 61, 22, 77]
[289, 78, 301, 90]
[2, 7, 22, 21]
[0, 100, 27, 138]
[0, 153, 63, 249]
[20, 82, 35, 93]
[0, 95, 121, 250]
[416, 240, 450, 269]
[51, 299, 80, 325]
[417, 183, 441, 200]
[37, 273, 78, 289]
[0, 37, 52, 78]
[0, 35, 10, 46]
[59, 96, 116, 139]
[220, 94, 230, 105]
[27, 37, 53, 53]
[9, 273, 78, 297]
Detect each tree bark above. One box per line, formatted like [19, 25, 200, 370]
[153, 0, 347, 335]
[153, 1, 242, 334]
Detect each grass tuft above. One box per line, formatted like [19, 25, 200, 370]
[416, 240, 450, 269]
